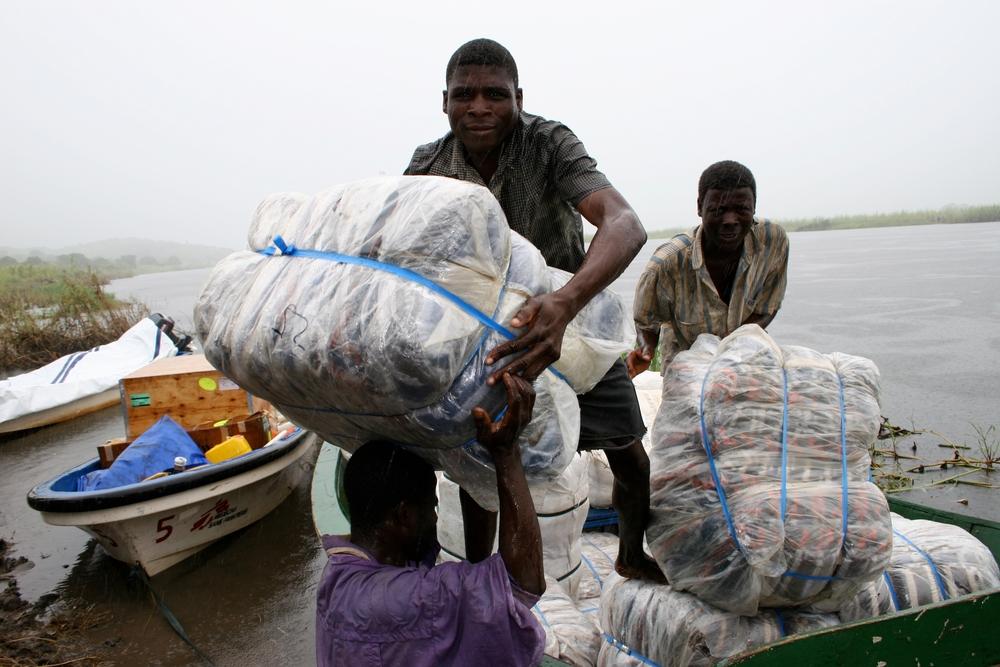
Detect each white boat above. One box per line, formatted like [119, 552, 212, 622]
[27, 427, 318, 575]
[0, 313, 191, 434]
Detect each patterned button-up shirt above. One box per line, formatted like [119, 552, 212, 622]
[405, 112, 612, 273]
[633, 220, 789, 369]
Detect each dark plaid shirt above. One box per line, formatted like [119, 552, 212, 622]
[405, 112, 612, 273]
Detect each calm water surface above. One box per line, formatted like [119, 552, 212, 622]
[1, 222, 997, 665]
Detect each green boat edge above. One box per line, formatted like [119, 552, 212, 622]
[310, 442, 1000, 666]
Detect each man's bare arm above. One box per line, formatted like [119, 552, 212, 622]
[472, 374, 544, 596]
[486, 187, 646, 384]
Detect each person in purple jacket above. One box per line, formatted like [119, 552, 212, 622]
[315, 372, 546, 667]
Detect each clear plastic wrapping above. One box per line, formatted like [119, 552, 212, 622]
[532, 576, 603, 667]
[646, 325, 891, 615]
[436, 454, 589, 596]
[597, 574, 839, 667]
[194, 176, 633, 502]
[838, 513, 1000, 622]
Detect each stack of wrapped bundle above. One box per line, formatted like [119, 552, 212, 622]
[646, 324, 892, 615]
[838, 513, 1000, 622]
[532, 576, 603, 667]
[597, 574, 839, 667]
[436, 453, 590, 597]
[194, 176, 633, 505]
[577, 533, 620, 604]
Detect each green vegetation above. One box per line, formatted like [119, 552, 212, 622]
[869, 418, 1000, 495]
[0, 252, 186, 280]
[643, 203, 1000, 239]
[0, 265, 145, 372]
[775, 203, 1000, 233]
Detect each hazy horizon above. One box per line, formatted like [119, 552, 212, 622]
[3, 1, 999, 249]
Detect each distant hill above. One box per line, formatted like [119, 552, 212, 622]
[0, 237, 235, 268]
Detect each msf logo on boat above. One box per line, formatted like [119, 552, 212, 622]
[191, 498, 247, 531]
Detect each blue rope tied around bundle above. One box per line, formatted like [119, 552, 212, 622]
[883, 571, 902, 611]
[700, 359, 850, 582]
[892, 528, 950, 600]
[258, 235, 570, 391]
[601, 634, 662, 667]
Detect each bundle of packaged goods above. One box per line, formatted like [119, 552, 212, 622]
[597, 574, 840, 667]
[532, 576, 603, 667]
[437, 454, 590, 598]
[645, 325, 892, 615]
[194, 176, 633, 507]
[838, 513, 1000, 622]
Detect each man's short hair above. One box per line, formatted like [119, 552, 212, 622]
[698, 160, 757, 203]
[343, 441, 434, 532]
[446, 38, 519, 88]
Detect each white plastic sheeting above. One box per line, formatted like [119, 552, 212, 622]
[838, 513, 1000, 622]
[0, 316, 181, 429]
[195, 176, 633, 504]
[436, 454, 590, 597]
[597, 574, 840, 667]
[646, 325, 891, 615]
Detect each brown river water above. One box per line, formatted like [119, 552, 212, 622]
[1, 221, 998, 665]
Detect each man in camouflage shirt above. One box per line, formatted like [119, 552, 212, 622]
[628, 160, 789, 375]
[406, 38, 663, 582]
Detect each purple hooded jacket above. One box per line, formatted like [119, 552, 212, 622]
[316, 535, 545, 666]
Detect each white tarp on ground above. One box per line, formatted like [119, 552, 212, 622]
[597, 573, 840, 667]
[646, 324, 892, 615]
[194, 176, 633, 505]
[0, 316, 181, 428]
[838, 513, 1000, 622]
[437, 453, 589, 598]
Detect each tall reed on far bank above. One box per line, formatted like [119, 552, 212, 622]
[0, 265, 146, 373]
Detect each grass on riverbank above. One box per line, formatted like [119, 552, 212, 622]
[0, 265, 145, 373]
[644, 203, 1000, 239]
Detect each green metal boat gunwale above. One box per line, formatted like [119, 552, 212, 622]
[310, 443, 1000, 666]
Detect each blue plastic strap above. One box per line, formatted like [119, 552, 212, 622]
[773, 609, 788, 638]
[882, 571, 902, 611]
[533, 604, 552, 629]
[601, 634, 661, 667]
[779, 369, 790, 521]
[258, 236, 569, 384]
[837, 374, 850, 549]
[697, 361, 745, 557]
[778, 370, 847, 583]
[580, 553, 604, 591]
[892, 528, 950, 600]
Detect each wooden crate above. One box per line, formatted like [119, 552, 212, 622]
[119, 354, 258, 439]
[188, 412, 272, 452]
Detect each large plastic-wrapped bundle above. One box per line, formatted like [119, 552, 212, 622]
[436, 454, 589, 597]
[839, 513, 1000, 622]
[598, 574, 839, 667]
[646, 324, 891, 615]
[532, 576, 602, 667]
[578, 533, 620, 604]
[194, 177, 633, 503]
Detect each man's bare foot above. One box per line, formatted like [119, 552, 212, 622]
[615, 553, 668, 584]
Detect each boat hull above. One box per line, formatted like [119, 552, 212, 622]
[34, 431, 318, 575]
[0, 388, 119, 434]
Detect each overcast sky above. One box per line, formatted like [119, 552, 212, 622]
[3, 1, 998, 250]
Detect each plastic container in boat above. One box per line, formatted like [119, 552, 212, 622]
[205, 435, 252, 463]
